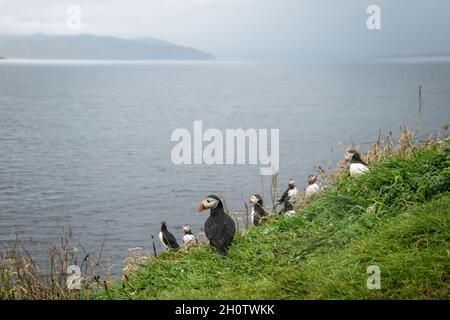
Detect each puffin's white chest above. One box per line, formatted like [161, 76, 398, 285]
[287, 187, 298, 203]
[159, 231, 168, 249]
[250, 207, 255, 224]
[183, 234, 196, 245]
[350, 163, 369, 177]
[305, 183, 320, 196]
[183, 233, 198, 249]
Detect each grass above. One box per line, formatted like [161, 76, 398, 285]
[0, 227, 106, 300]
[91, 138, 450, 300]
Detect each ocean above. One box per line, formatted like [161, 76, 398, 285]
[0, 59, 449, 272]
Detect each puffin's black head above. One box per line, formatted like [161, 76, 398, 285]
[249, 194, 263, 205]
[182, 225, 192, 234]
[345, 149, 359, 161]
[345, 150, 367, 165]
[308, 175, 317, 185]
[160, 221, 167, 231]
[352, 152, 363, 162]
[288, 179, 296, 189]
[197, 194, 223, 213]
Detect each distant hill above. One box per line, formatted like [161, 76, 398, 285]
[0, 34, 215, 60]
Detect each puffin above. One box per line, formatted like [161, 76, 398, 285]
[304, 175, 320, 203]
[182, 225, 198, 248]
[276, 179, 298, 215]
[345, 150, 370, 177]
[249, 194, 267, 226]
[197, 195, 236, 256]
[159, 221, 180, 251]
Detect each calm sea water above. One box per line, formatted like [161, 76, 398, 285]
[0, 59, 449, 272]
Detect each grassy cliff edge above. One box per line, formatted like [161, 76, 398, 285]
[94, 139, 449, 300]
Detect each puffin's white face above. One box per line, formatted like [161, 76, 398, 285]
[288, 179, 296, 188]
[197, 196, 219, 212]
[182, 225, 192, 233]
[249, 195, 259, 204]
[344, 151, 355, 161]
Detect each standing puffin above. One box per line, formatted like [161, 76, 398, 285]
[345, 150, 370, 177]
[249, 194, 267, 226]
[276, 179, 298, 215]
[304, 175, 320, 203]
[182, 225, 198, 248]
[197, 195, 236, 256]
[159, 221, 180, 251]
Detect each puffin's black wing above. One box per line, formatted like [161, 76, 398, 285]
[220, 214, 236, 255]
[223, 214, 236, 239]
[204, 213, 236, 255]
[255, 204, 267, 217]
[163, 231, 180, 249]
[277, 189, 289, 203]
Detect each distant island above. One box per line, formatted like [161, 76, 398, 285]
[0, 34, 215, 60]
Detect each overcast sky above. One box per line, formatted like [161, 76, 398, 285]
[0, 0, 449, 60]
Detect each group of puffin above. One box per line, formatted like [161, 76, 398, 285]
[159, 222, 198, 251]
[159, 195, 235, 256]
[159, 150, 369, 256]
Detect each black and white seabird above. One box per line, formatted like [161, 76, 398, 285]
[276, 179, 298, 215]
[197, 195, 236, 256]
[249, 194, 267, 226]
[159, 221, 180, 251]
[305, 175, 320, 203]
[182, 225, 198, 248]
[345, 150, 370, 177]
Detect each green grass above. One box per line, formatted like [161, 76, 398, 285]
[93, 141, 449, 300]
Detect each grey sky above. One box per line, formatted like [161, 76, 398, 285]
[0, 0, 449, 60]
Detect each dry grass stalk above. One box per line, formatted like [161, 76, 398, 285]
[0, 227, 108, 300]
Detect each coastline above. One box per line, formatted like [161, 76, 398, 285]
[3, 126, 448, 300]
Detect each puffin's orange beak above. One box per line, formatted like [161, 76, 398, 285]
[197, 202, 205, 212]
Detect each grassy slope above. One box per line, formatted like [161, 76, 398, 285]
[95, 141, 449, 300]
